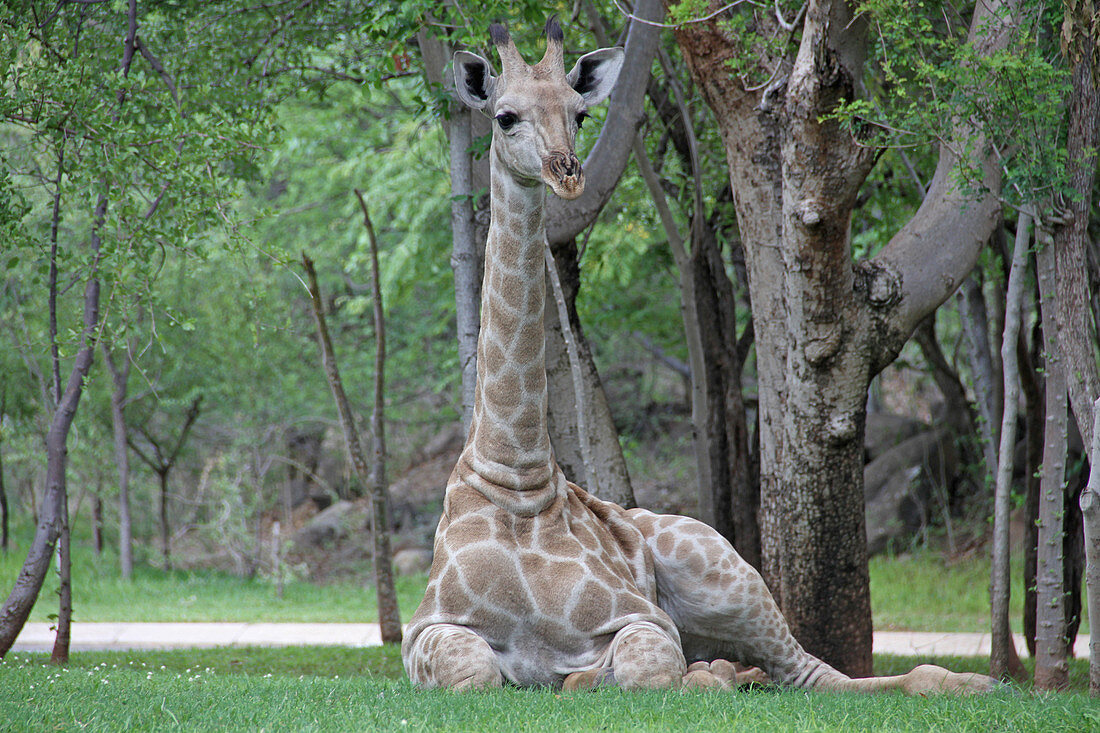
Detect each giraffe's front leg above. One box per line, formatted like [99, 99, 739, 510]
[608, 620, 687, 690]
[403, 623, 503, 690]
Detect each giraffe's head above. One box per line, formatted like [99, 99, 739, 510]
[453, 18, 623, 200]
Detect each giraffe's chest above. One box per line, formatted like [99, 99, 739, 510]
[428, 495, 664, 682]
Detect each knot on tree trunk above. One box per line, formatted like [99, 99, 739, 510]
[804, 322, 842, 365]
[854, 260, 902, 309]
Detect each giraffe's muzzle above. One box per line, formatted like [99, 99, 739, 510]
[542, 152, 584, 200]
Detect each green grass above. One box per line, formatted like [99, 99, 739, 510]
[1, 647, 1095, 732]
[1, 528, 1089, 634]
[869, 552, 1090, 634]
[0, 539, 428, 623]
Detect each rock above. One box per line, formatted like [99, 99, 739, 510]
[393, 547, 433, 576]
[864, 427, 956, 555]
[293, 500, 362, 548]
[864, 412, 928, 462]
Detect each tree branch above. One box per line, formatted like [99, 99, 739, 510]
[544, 0, 663, 244]
[871, 0, 1019, 352]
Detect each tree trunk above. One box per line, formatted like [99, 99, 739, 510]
[0, 393, 8, 552]
[1034, 239, 1070, 690]
[957, 273, 1001, 480]
[1054, 11, 1100, 455]
[1082, 401, 1100, 694]
[50, 505, 71, 665]
[359, 190, 403, 645]
[0, 251, 103, 657]
[102, 342, 134, 579]
[92, 493, 103, 557]
[543, 293, 586, 484]
[304, 241, 401, 645]
[544, 239, 636, 508]
[448, 102, 481, 432]
[1020, 313, 1044, 657]
[990, 212, 1030, 682]
[159, 470, 171, 571]
[546, 244, 596, 490]
[670, 0, 1016, 675]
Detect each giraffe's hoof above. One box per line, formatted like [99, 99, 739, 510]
[735, 667, 771, 687]
[562, 668, 616, 691]
[681, 669, 729, 690]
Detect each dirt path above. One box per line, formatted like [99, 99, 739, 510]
[10, 622, 1089, 657]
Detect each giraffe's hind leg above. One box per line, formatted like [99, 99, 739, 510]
[626, 509, 992, 694]
[403, 623, 503, 690]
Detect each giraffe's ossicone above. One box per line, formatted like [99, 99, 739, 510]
[401, 18, 993, 696]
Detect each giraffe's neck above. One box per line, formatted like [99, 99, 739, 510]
[463, 147, 556, 496]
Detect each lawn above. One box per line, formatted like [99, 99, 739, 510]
[0, 540, 429, 623]
[1, 647, 1096, 732]
[2, 538, 1089, 633]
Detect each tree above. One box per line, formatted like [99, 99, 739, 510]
[0, 0, 296, 656]
[668, 0, 1023, 674]
[101, 333, 137, 580]
[128, 395, 204, 572]
[1055, 0, 1100, 694]
[303, 244, 401, 645]
[1034, 226, 1071, 690]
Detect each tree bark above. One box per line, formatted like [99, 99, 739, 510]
[1034, 237, 1070, 690]
[101, 341, 134, 579]
[1054, 9, 1100, 454]
[990, 213, 1030, 682]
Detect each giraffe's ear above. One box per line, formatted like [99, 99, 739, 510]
[566, 48, 624, 106]
[453, 51, 497, 111]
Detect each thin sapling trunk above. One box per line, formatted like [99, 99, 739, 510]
[990, 213, 1030, 682]
[1034, 236, 1069, 690]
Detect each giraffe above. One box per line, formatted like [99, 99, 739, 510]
[401, 19, 994, 695]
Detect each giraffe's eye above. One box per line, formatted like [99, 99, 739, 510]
[496, 112, 518, 130]
[575, 111, 589, 129]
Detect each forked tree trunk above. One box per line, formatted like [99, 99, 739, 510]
[0, 236, 105, 658]
[357, 191, 403, 645]
[670, 0, 1018, 674]
[303, 239, 401, 645]
[989, 213, 1030, 682]
[1034, 239, 1070, 690]
[130, 396, 202, 574]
